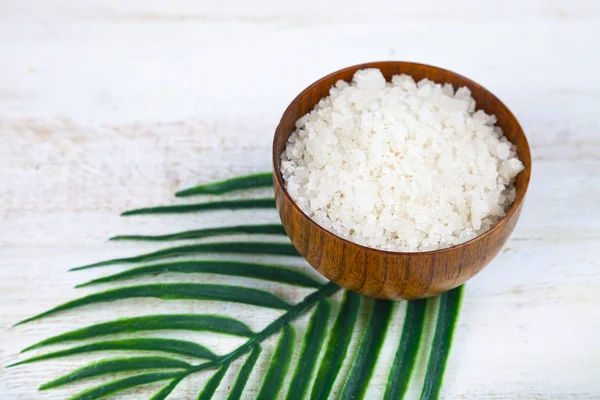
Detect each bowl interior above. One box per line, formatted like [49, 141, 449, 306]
[273, 61, 531, 254]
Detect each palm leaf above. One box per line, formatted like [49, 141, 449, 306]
[40, 357, 191, 390]
[150, 375, 187, 400]
[109, 224, 286, 242]
[121, 198, 275, 216]
[197, 363, 230, 400]
[256, 325, 296, 400]
[310, 291, 361, 399]
[67, 371, 185, 400]
[286, 300, 330, 400]
[175, 172, 273, 197]
[11, 171, 464, 399]
[9, 338, 216, 367]
[340, 299, 394, 399]
[17, 284, 291, 325]
[76, 260, 321, 288]
[21, 314, 253, 352]
[227, 346, 262, 400]
[71, 242, 300, 270]
[420, 286, 464, 400]
[383, 299, 427, 399]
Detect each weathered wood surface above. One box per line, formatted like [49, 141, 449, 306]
[1, 1, 599, 398]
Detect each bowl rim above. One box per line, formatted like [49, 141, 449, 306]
[273, 61, 531, 257]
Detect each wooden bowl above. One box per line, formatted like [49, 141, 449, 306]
[272, 61, 531, 300]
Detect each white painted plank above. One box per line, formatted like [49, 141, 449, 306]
[1, 0, 599, 398]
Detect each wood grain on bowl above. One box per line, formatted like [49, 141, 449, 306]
[273, 61, 531, 300]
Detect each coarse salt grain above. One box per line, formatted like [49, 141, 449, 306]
[281, 68, 524, 252]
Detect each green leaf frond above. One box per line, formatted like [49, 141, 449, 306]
[11, 171, 464, 400]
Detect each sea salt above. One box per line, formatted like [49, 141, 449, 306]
[281, 68, 524, 252]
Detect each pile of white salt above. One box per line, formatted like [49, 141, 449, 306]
[281, 68, 524, 252]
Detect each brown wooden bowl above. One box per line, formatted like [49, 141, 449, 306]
[273, 61, 531, 300]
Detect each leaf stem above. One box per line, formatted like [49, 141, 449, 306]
[182, 282, 340, 377]
[217, 282, 340, 366]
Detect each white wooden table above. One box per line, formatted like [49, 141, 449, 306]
[1, 1, 599, 398]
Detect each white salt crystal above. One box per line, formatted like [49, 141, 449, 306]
[496, 142, 510, 160]
[353, 69, 386, 90]
[281, 68, 524, 252]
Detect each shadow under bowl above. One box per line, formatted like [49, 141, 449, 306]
[273, 61, 531, 300]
